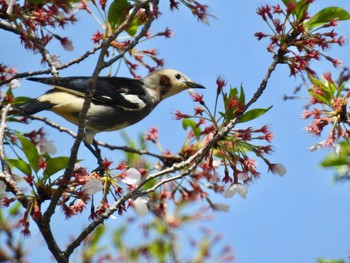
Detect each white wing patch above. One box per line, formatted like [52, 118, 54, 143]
[118, 93, 146, 111]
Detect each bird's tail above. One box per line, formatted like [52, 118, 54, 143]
[19, 99, 53, 115]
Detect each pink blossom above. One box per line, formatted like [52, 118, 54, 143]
[60, 37, 74, 51]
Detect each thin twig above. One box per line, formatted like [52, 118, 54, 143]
[0, 104, 12, 172]
[244, 55, 279, 111]
[26, 115, 77, 137]
[0, 104, 28, 206]
[0, 45, 102, 86]
[23, 114, 183, 162]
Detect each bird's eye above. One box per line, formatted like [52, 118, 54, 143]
[175, 73, 182, 80]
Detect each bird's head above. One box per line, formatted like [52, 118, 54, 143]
[143, 68, 205, 101]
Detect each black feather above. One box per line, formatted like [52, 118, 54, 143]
[21, 99, 55, 114]
[27, 77, 147, 110]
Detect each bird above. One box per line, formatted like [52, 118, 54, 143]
[21, 68, 205, 144]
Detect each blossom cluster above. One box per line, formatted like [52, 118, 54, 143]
[169, 0, 211, 24]
[157, 77, 287, 204]
[255, 2, 346, 75]
[303, 72, 350, 155]
[1, 0, 78, 54]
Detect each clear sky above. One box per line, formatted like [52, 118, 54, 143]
[2, 1, 350, 262]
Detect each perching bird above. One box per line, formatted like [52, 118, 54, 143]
[22, 69, 205, 144]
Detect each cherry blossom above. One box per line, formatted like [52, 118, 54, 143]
[121, 168, 141, 185]
[82, 178, 103, 195]
[133, 197, 149, 217]
[269, 163, 287, 177]
[224, 183, 247, 199]
[36, 136, 56, 155]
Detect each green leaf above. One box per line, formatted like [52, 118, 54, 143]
[108, 0, 130, 30]
[6, 158, 32, 175]
[308, 91, 329, 105]
[281, 0, 310, 19]
[182, 119, 201, 140]
[149, 240, 171, 261]
[13, 96, 32, 105]
[308, 74, 335, 103]
[113, 226, 127, 249]
[9, 202, 21, 216]
[326, 80, 337, 97]
[17, 134, 40, 172]
[281, 0, 290, 7]
[125, 17, 142, 36]
[182, 118, 196, 130]
[239, 84, 245, 105]
[239, 106, 273, 123]
[296, 1, 311, 20]
[317, 258, 346, 263]
[306, 7, 350, 30]
[336, 83, 345, 97]
[320, 155, 348, 167]
[44, 156, 70, 178]
[308, 73, 323, 86]
[222, 87, 239, 120]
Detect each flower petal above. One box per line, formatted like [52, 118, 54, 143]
[134, 197, 149, 217]
[224, 183, 247, 199]
[122, 168, 141, 185]
[82, 178, 103, 195]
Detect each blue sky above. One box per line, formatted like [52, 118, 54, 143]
[2, 0, 350, 262]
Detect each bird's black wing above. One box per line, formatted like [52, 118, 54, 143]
[27, 77, 147, 111]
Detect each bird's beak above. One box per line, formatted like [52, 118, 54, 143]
[185, 81, 206, 89]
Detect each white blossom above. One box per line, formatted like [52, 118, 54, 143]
[82, 178, 103, 195]
[211, 203, 230, 212]
[51, 55, 62, 68]
[224, 183, 247, 199]
[8, 79, 20, 89]
[36, 136, 56, 155]
[6, 0, 16, 15]
[121, 168, 141, 185]
[308, 141, 325, 152]
[309, 140, 341, 157]
[212, 159, 222, 167]
[134, 197, 149, 217]
[269, 163, 287, 176]
[237, 171, 249, 181]
[333, 143, 341, 157]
